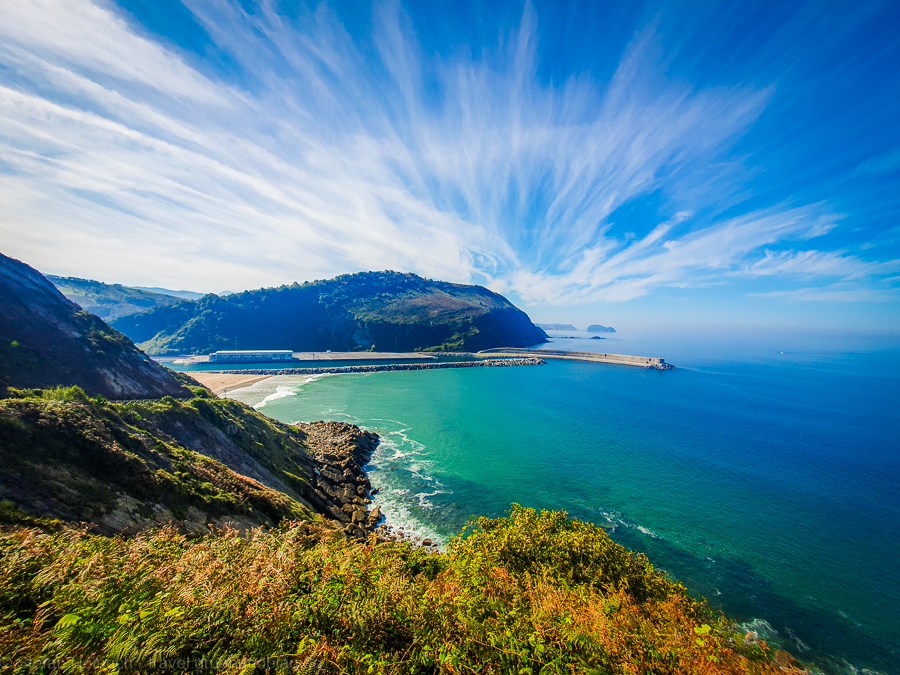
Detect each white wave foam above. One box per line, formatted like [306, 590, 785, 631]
[739, 618, 779, 640]
[415, 489, 452, 508]
[634, 524, 660, 538]
[372, 490, 444, 547]
[253, 385, 298, 409]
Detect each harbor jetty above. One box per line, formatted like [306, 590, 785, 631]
[477, 348, 674, 369]
[200, 357, 545, 377]
[174, 351, 438, 365]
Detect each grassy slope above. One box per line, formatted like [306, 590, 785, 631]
[48, 276, 184, 322]
[0, 506, 780, 674]
[0, 255, 192, 400]
[112, 271, 546, 355]
[0, 386, 317, 534]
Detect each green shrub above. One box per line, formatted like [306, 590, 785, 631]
[0, 508, 779, 674]
[41, 386, 89, 403]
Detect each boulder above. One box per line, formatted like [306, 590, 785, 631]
[774, 650, 808, 673]
[327, 505, 350, 523]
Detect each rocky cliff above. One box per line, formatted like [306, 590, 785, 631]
[0, 253, 191, 399]
[0, 387, 382, 539]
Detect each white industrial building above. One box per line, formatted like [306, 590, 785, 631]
[208, 350, 294, 363]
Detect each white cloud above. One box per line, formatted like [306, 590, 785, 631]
[739, 249, 900, 280]
[749, 284, 899, 303]
[0, 0, 896, 306]
[0, 0, 230, 105]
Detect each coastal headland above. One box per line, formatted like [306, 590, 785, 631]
[477, 348, 674, 369]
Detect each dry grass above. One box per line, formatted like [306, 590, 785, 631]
[0, 506, 782, 674]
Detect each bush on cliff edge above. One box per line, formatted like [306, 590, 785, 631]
[0, 505, 779, 674]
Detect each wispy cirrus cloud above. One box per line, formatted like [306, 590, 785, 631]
[749, 284, 900, 303]
[0, 0, 897, 310]
[739, 249, 900, 280]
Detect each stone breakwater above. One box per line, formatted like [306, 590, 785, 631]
[206, 357, 545, 377]
[478, 348, 674, 369]
[296, 420, 382, 540]
[297, 422, 442, 547]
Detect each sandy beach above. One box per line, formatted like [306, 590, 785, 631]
[189, 373, 273, 396]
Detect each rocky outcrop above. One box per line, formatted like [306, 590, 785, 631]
[298, 421, 382, 539]
[0, 252, 191, 399]
[0, 394, 309, 536]
[0, 391, 386, 539]
[773, 650, 809, 673]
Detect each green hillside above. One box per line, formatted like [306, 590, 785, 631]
[0, 386, 312, 533]
[48, 276, 185, 322]
[0, 254, 192, 400]
[113, 271, 548, 355]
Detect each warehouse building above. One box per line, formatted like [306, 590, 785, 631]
[208, 350, 294, 363]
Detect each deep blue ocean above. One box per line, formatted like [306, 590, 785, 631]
[183, 332, 900, 674]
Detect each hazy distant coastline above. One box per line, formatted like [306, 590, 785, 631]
[537, 323, 617, 333]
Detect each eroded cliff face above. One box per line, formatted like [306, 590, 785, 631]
[0, 252, 191, 400]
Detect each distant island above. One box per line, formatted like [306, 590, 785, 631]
[535, 323, 578, 331]
[536, 323, 617, 333]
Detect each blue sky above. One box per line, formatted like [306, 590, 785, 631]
[1, 0, 899, 332]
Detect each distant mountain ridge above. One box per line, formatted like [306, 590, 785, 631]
[128, 286, 208, 300]
[0, 254, 191, 399]
[537, 323, 617, 333]
[48, 276, 183, 322]
[113, 271, 548, 355]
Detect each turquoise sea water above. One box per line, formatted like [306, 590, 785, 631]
[214, 333, 899, 674]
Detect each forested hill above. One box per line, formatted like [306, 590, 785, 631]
[48, 275, 183, 321]
[113, 271, 548, 355]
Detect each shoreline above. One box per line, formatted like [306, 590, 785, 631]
[188, 372, 274, 395]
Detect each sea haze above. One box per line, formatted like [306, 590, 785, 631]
[225, 334, 900, 675]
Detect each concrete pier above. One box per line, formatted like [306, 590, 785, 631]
[477, 348, 673, 369]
